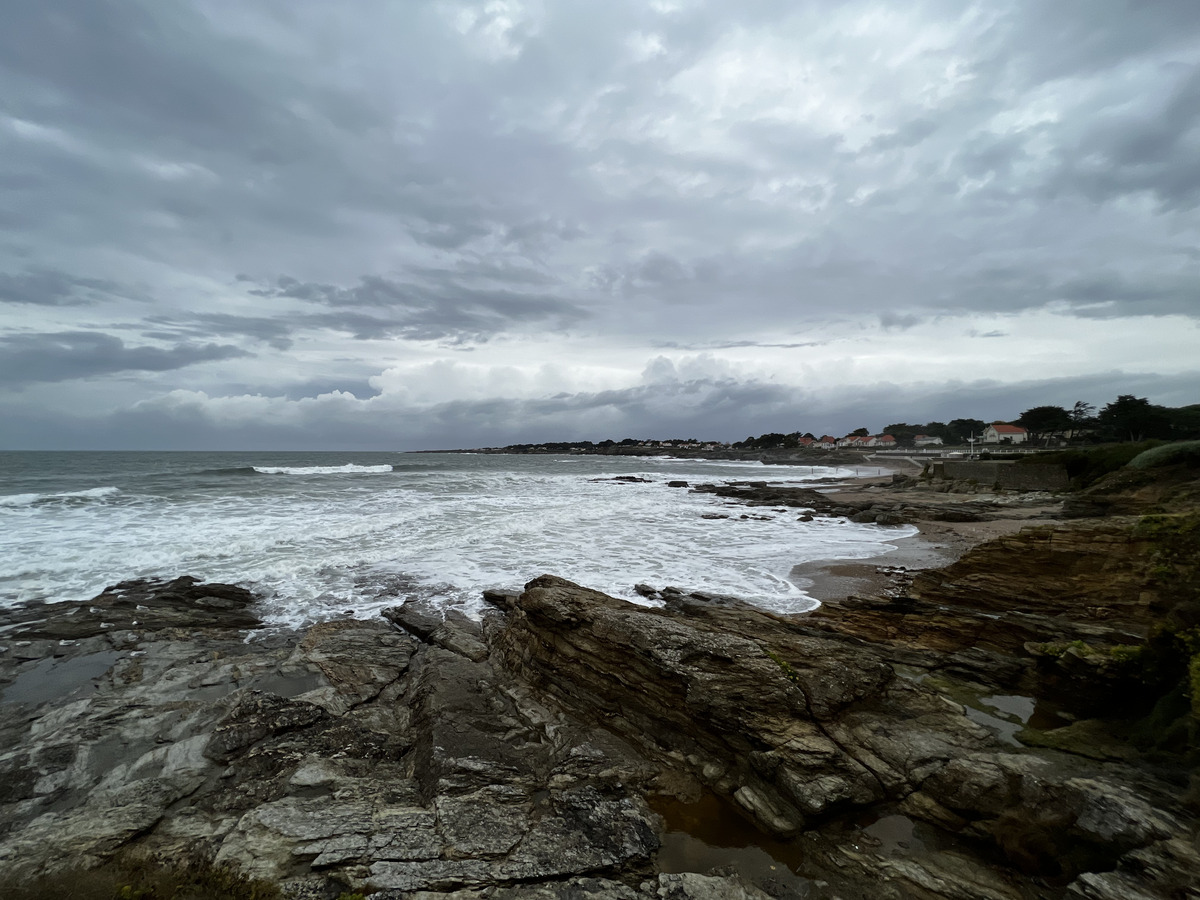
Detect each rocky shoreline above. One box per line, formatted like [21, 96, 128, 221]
[2, 463, 1199, 899]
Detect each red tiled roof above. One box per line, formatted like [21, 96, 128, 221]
[990, 423, 1027, 433]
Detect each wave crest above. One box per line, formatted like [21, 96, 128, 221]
[0, 486, 121, 508]
[252, 464, 395, 475]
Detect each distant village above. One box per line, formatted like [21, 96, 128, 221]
[462, 396, 1200, 457]
[473, 422, 1032, 457]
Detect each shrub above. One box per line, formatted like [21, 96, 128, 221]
[1019, 441, 1164, 488]
[1127, 440, 1200, 471]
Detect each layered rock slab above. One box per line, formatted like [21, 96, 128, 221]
[0, 580, 662, 896]
[3, 570, 1198, 899]
[490, 575, 996, 836]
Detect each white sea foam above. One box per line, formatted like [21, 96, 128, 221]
[0, 455, 913, 628]
[253, 464, 395, 475]
[0, 486, 120, 507]
[0, 493, 40, 507]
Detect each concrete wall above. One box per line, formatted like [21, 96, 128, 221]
[929, 460, 1070, 491]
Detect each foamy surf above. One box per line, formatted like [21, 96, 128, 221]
[252, 464, 395, 475]
[0, 452, 910, 627]
[0, 486, 120, 507]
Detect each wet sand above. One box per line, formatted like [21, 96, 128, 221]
[790, 473, 1062, 602]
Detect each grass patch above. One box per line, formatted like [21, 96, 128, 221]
[1128, 440, 1200, 471]
[766, 649, 798, 680]
[1, 852, 282, 900]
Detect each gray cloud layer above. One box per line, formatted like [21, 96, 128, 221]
[2, 369, 1194, 452]
[0, 332, 248, 386]
[1, 1, 1197, 446]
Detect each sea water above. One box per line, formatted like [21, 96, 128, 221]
[0, 451, 915, 628]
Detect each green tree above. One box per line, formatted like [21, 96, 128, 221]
[1016, 405, 1073, 440]
[1069, 401, 1096, 429]
[1165, 405, 1200, 439]
[883, 423, 919, 446]
[922, 421, 953, 442]
[1097, 395, 1173, 442]
[947, 418, 987, 444]
[850, 427, 870, 437]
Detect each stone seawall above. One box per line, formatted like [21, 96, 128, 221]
[931, 460, 1069, 491]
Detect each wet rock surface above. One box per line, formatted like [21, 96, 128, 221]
[2, 504, 1199, 900]
[690, 480, 1034, 526]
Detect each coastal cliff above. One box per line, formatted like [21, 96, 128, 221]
[2, 462, 1199, 899]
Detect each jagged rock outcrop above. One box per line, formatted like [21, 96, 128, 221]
[2, 566, 1198, 899]
[690, 480, 1030, 525]
[0, 575, 262, 640]
[908, 520, 1170, 625]
[0, 581, 664, 898]
[490, 575, 995, 836]
[798, 510, 1199, 717]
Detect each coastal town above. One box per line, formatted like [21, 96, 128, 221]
[456, 396, 1200, 457]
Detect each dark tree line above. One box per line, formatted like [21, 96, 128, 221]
[1018, 397, 1200, 443]
[735, 396, 1200, 450]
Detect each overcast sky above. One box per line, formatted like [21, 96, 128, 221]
[2, 0, 1198, 450]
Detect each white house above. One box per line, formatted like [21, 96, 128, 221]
[982, 423, 1029, 444]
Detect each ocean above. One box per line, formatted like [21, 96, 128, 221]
[0, 451, 914, 628]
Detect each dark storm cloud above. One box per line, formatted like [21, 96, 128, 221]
[992, 0, 1200, 84]
[250, 274, 587, 342]
[0, 1, 475, 278]
[0, 0, 384, 173]
[1, 2, 278, 146]
[1055, 274, 1199, 318]
[192, 314, 295, 350]
[0, 269, 126, 306]
[0, 332, 249, 386]
[5, 0, 1197, 330]
[299, 312, 412, 342]
[407, 260, 558, 287]
[143, 314, 296, 350]
[879, 313, 923, 332]
[1049, 65, 1200, 210]
[411, 222, 494, 250]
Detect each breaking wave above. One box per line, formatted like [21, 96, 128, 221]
[0, 487, 121, 508]
[252, 464, 395, 475]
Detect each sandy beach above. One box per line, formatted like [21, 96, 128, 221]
[789, 471, 1063, 602]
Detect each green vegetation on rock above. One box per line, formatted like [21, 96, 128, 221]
[0, 853, 281, 900]
[1128, 440, 1200, 471]
[1018, 440, 1164, 487]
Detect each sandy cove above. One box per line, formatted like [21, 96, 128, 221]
[786, 470, 1065, 603]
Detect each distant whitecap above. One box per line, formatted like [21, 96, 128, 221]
[252, 464, 395, 475]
